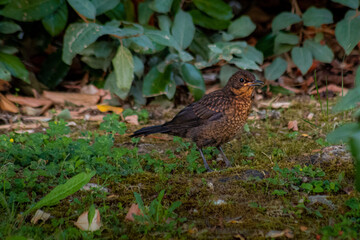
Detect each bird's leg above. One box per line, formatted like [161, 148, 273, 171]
[198, 148, 213, 172]
[217, 146, 231, 167]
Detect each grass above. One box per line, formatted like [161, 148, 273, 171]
[0, 98, 359, 239]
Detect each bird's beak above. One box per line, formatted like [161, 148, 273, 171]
[249, 79, 264, 86]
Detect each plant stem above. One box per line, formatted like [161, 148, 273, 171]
[314, 70, 323, 114]
[326, 75, 329, 117]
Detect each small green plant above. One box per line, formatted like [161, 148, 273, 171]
[99, 113, 127, 135]
[133, 190, 186, 237]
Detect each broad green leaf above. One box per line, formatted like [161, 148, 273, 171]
[133, 55, 144, 78]
[67, 0, 96, 19]
[219, 64, 238, 86]
[275, 32, 299, 45]
[208, 41, 246, 62]
[26, 171, 96, 214]
[178, 50, 194, 62]
[193, 0, 233, 20]
[0, 46, 18, 54]
[112, 45, 134, 99]
[291, 46, 312, 75]
[42, 1, 68, 36]
[356, 66, 360, 87]
[238, 45, 263, 64]
[230, 58, 261, 71]
[128, 35, 159, 54]
[143, 65, 173, 97]
[145, 29, 180, 50]
[81, 41, 115, 58]
[272, 12, 301, 32]
[0, 63, 11, 81]
[180, 63, 205, 100]
[104, 72, 128, 99]
[62, 22, 142, 64]
[123, 0, 135, 21]
[189, 30, 211, 60]
[81, 56, 111, 70]
[327, 123, 360, 143]
[105, 2, 125, 20]
[157, 15, 171, 33]
[88, 204, 96, 228]
[264, 57, 287, 81]
[302, 7, 333, 27]
[256, 33, 275, 58]
[349, 132, 360, 191]
[228, 16, 256, 38]
[0, 0, 62, 21]
[0, 52, 29, 83]
[0, 21, 21, 34]
[171, 10, 195, 49]
[91, 0, 120, 15]
[189, 10, 230, 30]
[274, 43, 294, 55]
[149, 0, 173, 13]
[138, 1, 153, 25]
[38, 50, 70, 89]
[303, 39, 334, 63]
[331, 0, 359, 9]
[335, 10, 360, 55]
[332, 88, 360, 112]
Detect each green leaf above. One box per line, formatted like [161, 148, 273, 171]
[178, 50, 194, 62]
[275, 32, 299, 45]
[256, 33, 275, 58]
[38, 50, 70, 89]
[171, 10, 195, 49]
[149, 0, 173, 13]
[189, 30, 211, 60]
[91, 0, 120, 15]
[0, 63, 11, 81]
[123, 0, 135, 21]
[332, 88, 360, 112]
[219, 64, 238, 87]
[105, 2, 125, 20]
[272, 12, 301, 32]
[264, 57, 287, 81]
[144, 29, 180, 50]
[327, 123, 360, 144]
[88, 204, 96, 227]
[81, 41, 115, 58]
[157, 15, 171, 33]
[0, 0, 62, 21]
[193, 0, 233, 20]
[228, 16, 256, 38]
[143, 65, 173, 97]
[128, 35, 158, 54]
[303, 39, 334, 63]
[138, 1, 153, 25]
[238, 45, 263, 64]
[42, 1, 68, 36]
[349, 132, 360, 191]
[112, 45, 134, 99]
[0, 52, 29, 83]
[302, 7, 333, 27]
[230, 58, 261, 71]
[189, 10, 230, 30]
[133, 55, 144, 78]
[0, 21, 21, 34]
[67, 0, 96, 19]
[335, 11, 360, 55]
[26, 171, 96, 214]
[356, 66, 360, 87]
[331, 0, 359, 9]
[291, 46, 312, 75]
[180, 63, 205, 100]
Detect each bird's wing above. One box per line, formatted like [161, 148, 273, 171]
[164, 90, 229, 129]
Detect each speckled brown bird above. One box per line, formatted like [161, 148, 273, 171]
[131, 70, 263, 171]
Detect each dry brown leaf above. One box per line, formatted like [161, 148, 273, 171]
[125, 115, 139, 125]
[96, 104, 123, 114]
[0, 93, 19, 113]
[74, 209, 102, 231]
[125, 204, 142, 221]
[265, 229, 294, 238]
[300, 226, 308, 232]
[80, 84, 99, 95]
[310, 84, 348, 95]
[307, 113, 314, 120]
[42, 91, 100, 106]
[31, 209, 51, 224]
[0, 80, 11, 91]
[6, 94, 52, 108]
[288, 120, 298, 131]
[259, 100, 291, 109]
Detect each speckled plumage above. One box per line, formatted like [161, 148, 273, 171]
[131, 69, 263, 171]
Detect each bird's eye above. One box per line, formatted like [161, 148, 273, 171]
[240, 78, 244, 82]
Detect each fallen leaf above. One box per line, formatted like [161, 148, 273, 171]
[96, 104, 123, 114]
[80, 84, 99, 95]
[307, 113, 314, 120]
[0, 80, 11, 91]
[31, 209, 51, 224]
[310, 84, 348, 95]
[43, 91, 100, 106]
[300, 226, 308, 232]
[0, 93, 19, 113]
[259, 100, 291, 109]
[82, 183, 109, 193]
[125, 115, 139, 125]
[266, 229, 294, 238]
[233, 233, 246, 239]
[288, 120, 298, 131]
[74, 209, 102, 231]
[125, 204, 142, 221]
[6, 94, 52, 108]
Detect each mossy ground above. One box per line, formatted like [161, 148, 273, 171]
[3, 96, 359, 239]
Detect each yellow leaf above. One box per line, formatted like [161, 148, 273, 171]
[96, 105, 123, 114]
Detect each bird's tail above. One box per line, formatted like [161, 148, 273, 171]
[130, 124, 169, 137]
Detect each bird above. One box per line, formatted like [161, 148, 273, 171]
[131, 69, 263, 171]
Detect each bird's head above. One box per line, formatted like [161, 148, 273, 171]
[225, 69, 264, 97]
